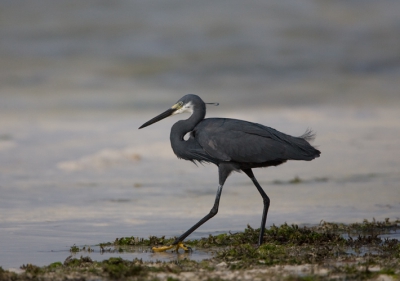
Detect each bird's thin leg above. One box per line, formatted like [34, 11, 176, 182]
[242, 169, 270, 246]
[171, 163, 231, 246]
[153, 185, 223, 252]
[152, 164, 232, 252]
[172, 184, 223, 245]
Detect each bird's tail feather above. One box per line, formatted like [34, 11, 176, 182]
[284, 128, 320, 160]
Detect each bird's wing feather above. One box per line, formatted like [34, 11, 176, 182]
[195, 118, 318, 163]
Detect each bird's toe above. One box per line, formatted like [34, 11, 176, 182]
[176, 242, 190, 252]
[152, 245, 174, 252]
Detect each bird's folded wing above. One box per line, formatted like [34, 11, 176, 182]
[195, 119, 287, 163]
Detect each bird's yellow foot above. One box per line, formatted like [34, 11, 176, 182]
[152, 242, 190, 252]
[175, 241, 190, 252]
[152, 244, 174, 252]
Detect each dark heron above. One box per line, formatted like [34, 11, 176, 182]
[139, 94, 320, 252]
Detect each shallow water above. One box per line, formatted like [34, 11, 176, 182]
[1, 106, 400, 269]
[1, 0, 400, 270]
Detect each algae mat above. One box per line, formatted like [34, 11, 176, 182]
[1, 219, 399, 281]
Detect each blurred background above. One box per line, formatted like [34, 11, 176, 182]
[1, 0, 399, 269]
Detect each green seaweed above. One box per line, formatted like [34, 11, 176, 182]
[102, 257, 145, 279]
[69, 244, 80, 253]
[1, 219, 398, 281]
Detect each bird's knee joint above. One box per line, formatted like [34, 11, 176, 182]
[263, 198, 270, 206]
[209, 207, 218, 216]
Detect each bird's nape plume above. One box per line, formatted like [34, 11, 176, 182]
[300, 128, 316, 142]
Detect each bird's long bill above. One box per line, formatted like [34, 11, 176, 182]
[138, 107, 176, 129]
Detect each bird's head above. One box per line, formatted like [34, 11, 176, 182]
[138, 94, 218, 129]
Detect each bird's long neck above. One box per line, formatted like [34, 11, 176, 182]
[171, 107, 205, 140]
[170, 106, 205, 157]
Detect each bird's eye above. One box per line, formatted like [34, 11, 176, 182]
[178, 101, 184, 107]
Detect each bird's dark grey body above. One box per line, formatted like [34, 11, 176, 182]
[174, 117, 318, 167]
[139, 94, 320, 248]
